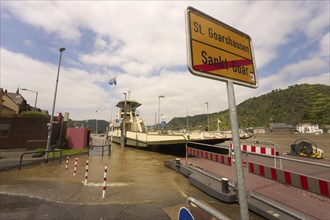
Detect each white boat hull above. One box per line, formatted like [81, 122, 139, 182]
[108, 130, 229, 148]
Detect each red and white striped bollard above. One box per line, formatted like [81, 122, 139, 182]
[65, 157, 69, 170]
[102, 166, 107, 198]
[73, 157, 78, 176]
[84, 160, 89, 185]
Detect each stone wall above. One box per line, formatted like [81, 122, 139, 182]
[0, 115, 66, 149]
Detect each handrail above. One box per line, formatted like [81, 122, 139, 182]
[88, 144, 111, 157]
[18, 149, 63, 170]
[246, 151, 329, 168]
[186, 141, 229, 150]
[246, 152, 330, 194]
[187, 197, 230, 220]
[245, 151, 330, 219]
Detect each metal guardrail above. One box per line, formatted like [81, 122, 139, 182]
[185, 141, 235, 185]
[18, 148, 63, 170]
[187, 197, 230, 220]
[88, 144, 111, 157]
[246, 152, 330, 219]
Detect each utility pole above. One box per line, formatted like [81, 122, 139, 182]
[120, 93, 127, 149]
[158, 95, 165, 132]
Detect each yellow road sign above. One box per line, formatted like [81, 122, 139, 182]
[186, 7, 258, 88]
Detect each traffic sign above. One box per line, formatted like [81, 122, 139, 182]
[160, 121, 166, 126]
[186, 7, 258, 88]
[113, 117, 121, 127]
[178, 207, 194, 220]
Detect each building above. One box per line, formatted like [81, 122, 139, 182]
[0, 88, 28, 116]
[269, 123, 295, 133]
[0, 88, 71, 149]
[296, 123, 323, 134]
[253, 127, 267, 134]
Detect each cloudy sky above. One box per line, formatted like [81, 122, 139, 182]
[1, 1, 329, 125]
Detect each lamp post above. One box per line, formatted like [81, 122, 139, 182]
[94, 109, 98, 135]
[121, 92, 127, 148]
[205, 102, 209, 131]
[158, 95, 165, 131]
[21, 88, 38, 108]
[186, 107, 189, 131]
[45, 47, 65, 162]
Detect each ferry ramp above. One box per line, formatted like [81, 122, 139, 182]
[166, 141, 330, 220]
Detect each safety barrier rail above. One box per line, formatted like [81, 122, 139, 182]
[185, 141, 236, 187]
[88, 145, 111, 157]
[229, 140, 282, 169]
[246, 152, 330, 219]
[90, 136, 106, 146]
[230, 139, 280, 156]
[186, 146, 232, 166]
[18, 148, 63, 170]
[187, 197, 230, 220]
[246, 153, 330, 197]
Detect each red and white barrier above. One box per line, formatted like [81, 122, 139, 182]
[73, 157, 78, 176]
[84, 160, 89, 185]
[65, 157, 69, 170]
[248, 162, 330, 198]
[102, 166, 108, 198]
[229, 144, 279, 156]
[186, 147, 231, 166]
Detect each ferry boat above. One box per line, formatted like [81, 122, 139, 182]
[107, 98, 231, 148]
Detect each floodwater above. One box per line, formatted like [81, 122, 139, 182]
[0, 143, 263, 220]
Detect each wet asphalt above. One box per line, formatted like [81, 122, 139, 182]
[0, 143, 263, 220]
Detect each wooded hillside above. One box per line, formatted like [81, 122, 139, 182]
[166, 84, 330, 131]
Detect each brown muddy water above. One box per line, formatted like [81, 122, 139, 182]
[0, 143, 263, 220]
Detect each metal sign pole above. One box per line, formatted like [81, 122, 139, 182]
[226, 81, 249, 220]
[121, 93, 127, 149]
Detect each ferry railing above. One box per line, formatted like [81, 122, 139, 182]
[18, 148, 63, 170]
[187, 197, 230, 220]
[246, 152, 330, 219]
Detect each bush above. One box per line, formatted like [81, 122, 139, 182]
[56, 137, 71, 150]
[32, 148, 45, 158]
[20, 111, 48, 118]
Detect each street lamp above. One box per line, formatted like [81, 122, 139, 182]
[154, 112, 157, 131]
[45, 47, 65, 162]
[217, 119, 222, 132]
[158, 95, 165, 131]
[205, 102, 209, 131]
[21, 88, 38, 108]
[186, 107, 189, 131]
[94, 109, 98, 135]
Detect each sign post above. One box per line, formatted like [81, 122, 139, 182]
[186, 7, 258, 220]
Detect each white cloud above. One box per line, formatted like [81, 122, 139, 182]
[1, 1, 329, 126]
[4, 1, 81, 41]
[319, 32, 330, 58]
[305, 5, 330, 39]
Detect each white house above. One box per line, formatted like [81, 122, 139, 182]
[296, 123, 323, 134]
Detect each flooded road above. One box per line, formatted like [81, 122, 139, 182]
[0, 143, 263, 219]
